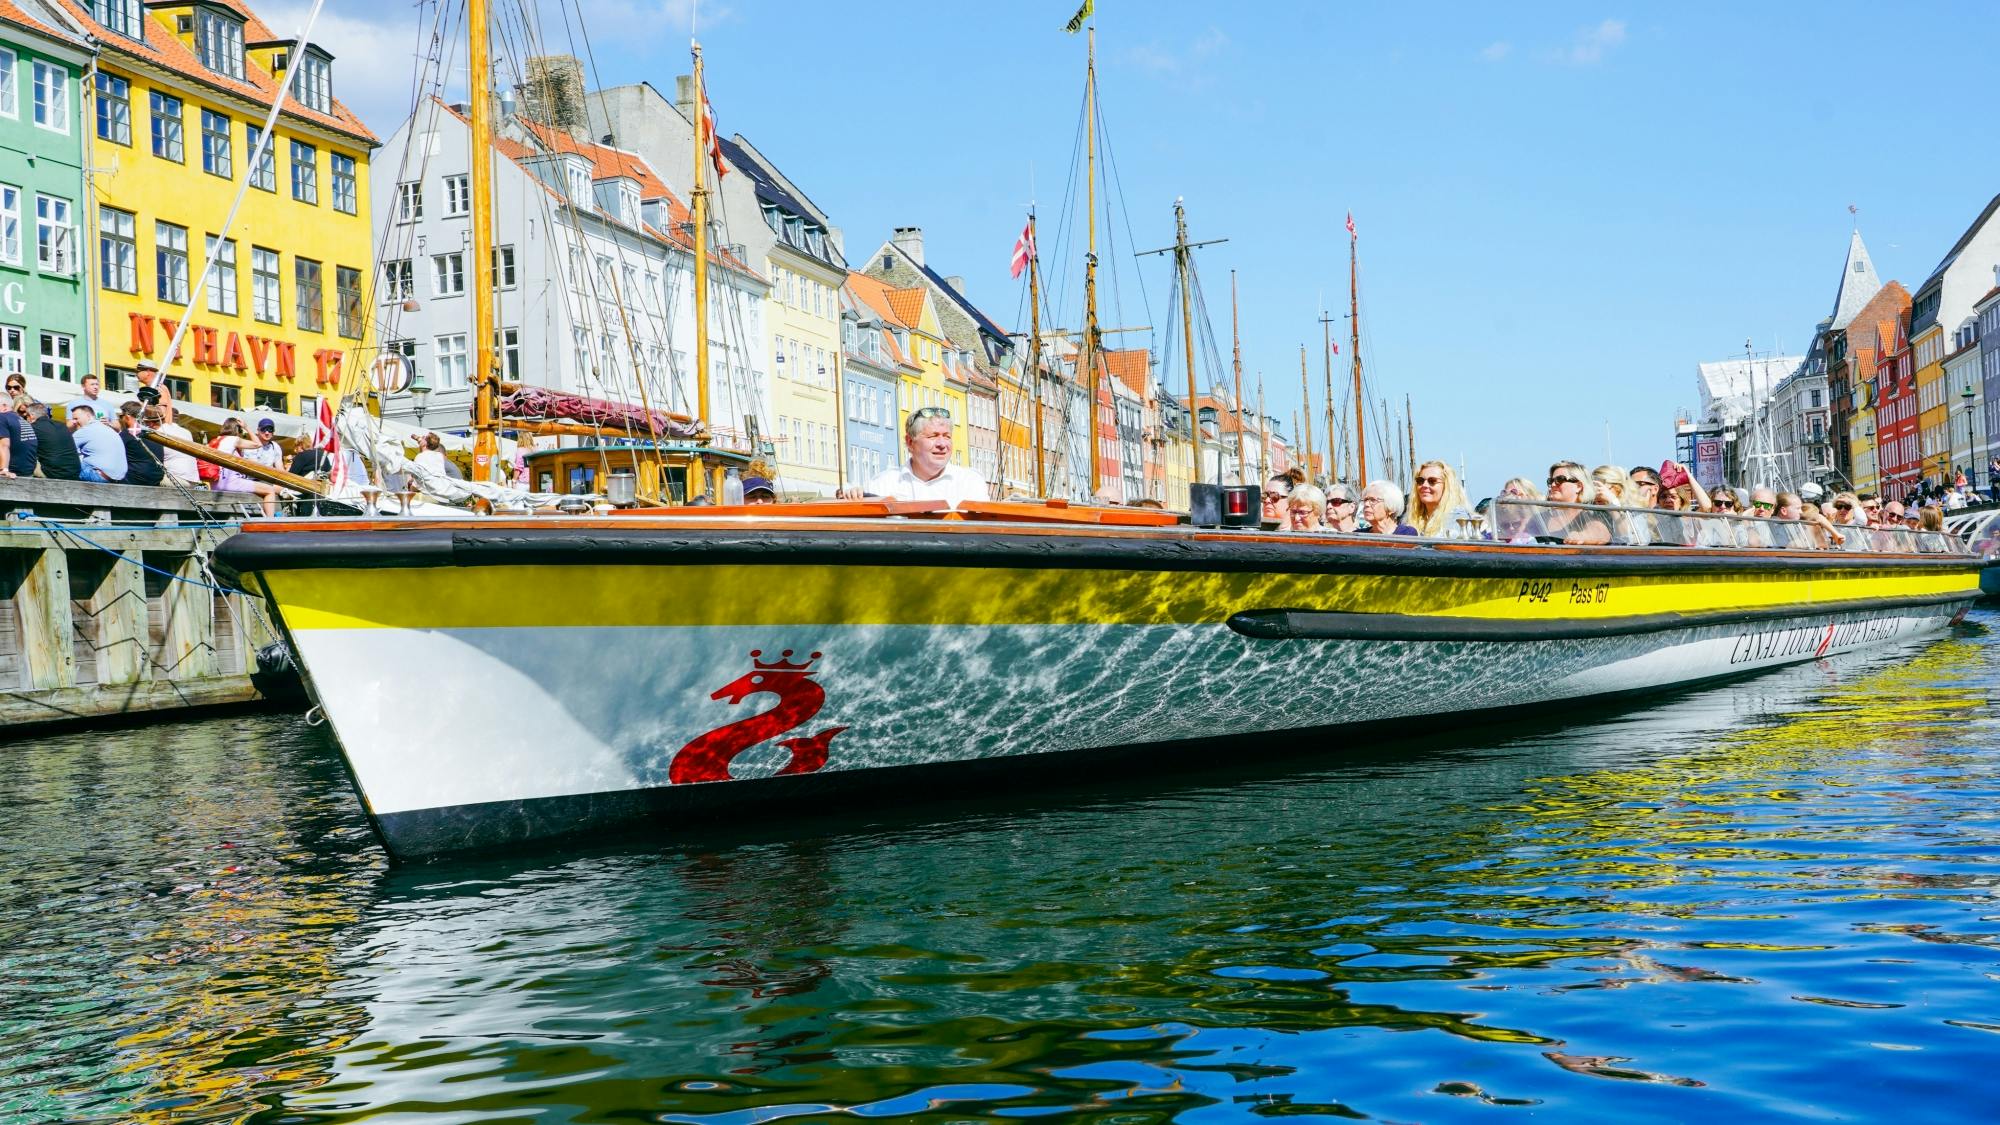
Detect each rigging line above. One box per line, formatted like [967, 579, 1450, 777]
[1091, 93, 1154, 350]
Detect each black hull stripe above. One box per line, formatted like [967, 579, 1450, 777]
[1229, 591, 1976, 642]
[213, 525, 1981, 586]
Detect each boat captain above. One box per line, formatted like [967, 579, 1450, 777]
[840, 406, 989, 507]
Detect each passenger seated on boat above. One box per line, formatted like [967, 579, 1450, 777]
[1589, 465, 1632, 507]
[1918, 506, 1945, 534]
[1357, 480, 1417, 535]
[1542, 462, 1610, 545]
[1485, 478, 1542, 543]
[742, 476, 777, 505]
[840, 407, 988, 508]
[1323, 482, 1359, 532]
[1827, 492, 1868, 530]
[1407, 461, 1472, 537]
[1799, 502, 1845, 549]
[1880, 499, 1905, 528]
[1263, 468, 1303, 525]
[1775, 491, 1802, 520]
[1627, 466, 1661, 508]
[1286, 485, 1325, 531]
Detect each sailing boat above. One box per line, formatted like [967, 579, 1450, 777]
[214, 14, 1982, 860]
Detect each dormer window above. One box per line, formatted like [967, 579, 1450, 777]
[566, 159, 590, 203]
[91, 0, 142, 40]
[294, 50, 331, 113]
[197, 8, 246, 80]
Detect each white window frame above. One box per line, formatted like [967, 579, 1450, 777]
[244, 124, 275, 191]
[0, 325, 23, 375]
[443, 173, 470, 217]
[493, 245, 516, 290]
[98, 205, 137, 293]
[0, 184, 19, 265]
[330, 153, 357, 214]
[431, 251, 465, 296]
[35, 193, 72, 275]
[206, 235, 238, 316]
[434, 333, 468, 390]
[32, 60, 66, 134]
[251, 246, 281, 324]
[395, 181, 422, 222]
[0, 48, 16, 120]
[39, 330, 74, 382]
[155, 219, 189, 303]
[382, 258, 413, 302]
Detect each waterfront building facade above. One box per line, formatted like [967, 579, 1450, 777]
[586, 74, 844, 495]
[1875, 315, 1918, 496]
[1941, 316, 1982, 485]
[1158, 390, 1192, 508]
[964, 369, 998, 494]
[1978, 280, 2000, 487]
[373, 101, 767, 453]
[0, 0, 90, 387]
[76, 0, 377, 414]
[1907, 193, 2000, 490]
[1822, 230, 1882, 482]
[993, 358, 1033, 495]
[837, 282, 905, 487]
[1834, 280, 1911, 496]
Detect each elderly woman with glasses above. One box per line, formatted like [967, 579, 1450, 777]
[1357, 480, 1418, 536]
[1286, 484, 1326, 531]
[1406, 460, 1473, 537]
[1323, 481, 1360, 532]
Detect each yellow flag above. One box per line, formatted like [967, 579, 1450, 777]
[1065, 0, 1093, 33]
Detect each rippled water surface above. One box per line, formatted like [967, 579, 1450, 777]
[9, 614, 2000, 1123]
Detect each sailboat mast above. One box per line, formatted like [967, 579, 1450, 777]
[690, 42, 713, 497]
[1256, 372, 1268, 484]
[1405, 392, 1415, 491]
[1349, 221, 1366, 484]
[1230, 271, 1245, 483]
[1082, 27, 1102, 497]
[467, 0, 497, 479]
[1026, 210, 1046, 497]
[1298, 346, 1313, 482]
[1175, 200, 1200, 488]
[1320, 309, 1337, 485]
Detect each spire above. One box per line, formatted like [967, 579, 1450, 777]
[1829, 229, 1882, 331]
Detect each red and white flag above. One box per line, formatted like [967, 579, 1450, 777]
[702, 96, 728, 181]
[1010, 219, 1036, 279]
[1345, 212, 1356, 237]
[315, 396, 349, 491]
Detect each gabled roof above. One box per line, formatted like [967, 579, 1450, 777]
[0, 0, 87, 46]
[56, 0, 376, 143]
[1829, 229, 1882, 331]
[517, 118, 671, 200]
[1919, 192, 2000, 294]
[886, 287, 929, 331]
[717, 134, 842, 270]
[846, 272, 911, 329]
[1103, 348, 1150, 397]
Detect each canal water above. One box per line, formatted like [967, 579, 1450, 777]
[8, 615, 2000, 1124]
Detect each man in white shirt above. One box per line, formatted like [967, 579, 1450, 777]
[840, 406, 989, 507]
[148, 402, 201, 484]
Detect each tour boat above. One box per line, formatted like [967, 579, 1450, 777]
[215, 503, 1980, 858]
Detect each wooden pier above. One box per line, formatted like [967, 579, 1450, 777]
[0, 478, 280, 731]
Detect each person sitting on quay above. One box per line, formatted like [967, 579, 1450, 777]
[0, 394, 27, 480]
[65, 373, 112, 422]
[4, 372, 24, 404]
[133, 359, 170, 406]
[838, 406, 988, 507]
[115, 402, 166, 487]
[1356, 479, 1418, 536]
[68, 405, 127, 484]
[21, 401, 78, 481]
[148, 403, 201, 485]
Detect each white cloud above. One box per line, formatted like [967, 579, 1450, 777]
[1546, 19, 1626, 65]
[1480, 40, 1512, 62]
[259, 0, 435, 139]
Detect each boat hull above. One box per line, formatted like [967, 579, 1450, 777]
[217, 521, 1981, 858]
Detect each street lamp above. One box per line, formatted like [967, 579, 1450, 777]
[408, 367, 431, 429]
[1962, 384, 1978, 492]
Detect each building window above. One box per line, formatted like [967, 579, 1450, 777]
[98, 206, 137, 293]
[196, 9, 245, 79]
[335, 266, 362, 338]
[294, 257, 323, 331]
[91, 0, 142, 40]
[210, 382, 241, 409]
[94, 72, 130, 144]
[382, 258, 412, 302]
[0, 185, 15, 265]
[497, 327, 520, 381]
[206, 236, 237, 315]
[252, 246, 281, 323]
[330, 153, 357, 214]
[394, 181, 422, 222]
[295, 51, 331, 113]
[0, 50, 13, 119]
[253, 388, 288, 413]
[431, 252, 464, 296]
[245, 124, 274, 190]
[289, 139, 317, 203]
[200, 109, 231, 177]
[36, 194, 72, 275]
[152, 220, 189, 302]
[493, 245, 516, 289]
[0, 325, 21, 375]
[31, 61, 66, 133]
[434, 333, 468, 389]
[443, 173, 469, 217]
[149, 90, 182, 161]
[38, 331, 74, 381]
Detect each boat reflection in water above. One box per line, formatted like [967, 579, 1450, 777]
[214, 497, 1981, 859]
[276, 627, 1999, 1121]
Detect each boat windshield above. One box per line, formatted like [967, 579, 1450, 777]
[1486, 498, 1966, 555]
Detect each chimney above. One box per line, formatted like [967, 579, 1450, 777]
[522, 55, 586, 132]
[945, 275, 966, 295]
[674, 74, 694, 113]
[892, 226, 924, 267]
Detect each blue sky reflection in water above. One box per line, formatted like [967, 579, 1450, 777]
[7, 618, 2000, 1121]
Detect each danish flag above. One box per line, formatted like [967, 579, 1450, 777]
[1346, 212, 1356, 237]
[1010, 219, 1036, 279]
[701, 96, 728, 181]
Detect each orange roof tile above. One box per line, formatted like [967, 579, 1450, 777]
[0, 0, 75, 42]
[55, 0, 375, 143]
[886, 288, 929, 331]
[846, 272, 910, 328]
[1103, 348, 1150, 397]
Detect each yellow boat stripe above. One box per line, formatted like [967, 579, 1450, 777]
[264, 564, 1979, 632]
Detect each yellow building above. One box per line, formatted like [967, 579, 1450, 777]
[73, 0, 376, 415]
[848, 274, 969, 466]
[1911, 322, 1949, 486]
[993, 356, 1035, 495]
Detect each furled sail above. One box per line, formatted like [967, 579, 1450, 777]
[499, 385, 705, 441]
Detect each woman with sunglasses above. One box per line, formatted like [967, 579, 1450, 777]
[1488, 477, 1543, 543]
[4, 375, 25, 405]
[1406, 460, 1473, 537]
[1542, 460, 1611, 545]
[1323, 481, 1359, 532]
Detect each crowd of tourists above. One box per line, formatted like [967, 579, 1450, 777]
[1259, 458, 1968, 549]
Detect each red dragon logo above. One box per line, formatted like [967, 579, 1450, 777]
[668, 649, 848, 785]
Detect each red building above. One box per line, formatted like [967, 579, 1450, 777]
[1875, 312, 1919, 495]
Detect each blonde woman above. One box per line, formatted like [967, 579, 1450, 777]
[1489, 477, 1543, 544]
[1590, 465, 1633, 506]
[1407, 460, 1473, 537]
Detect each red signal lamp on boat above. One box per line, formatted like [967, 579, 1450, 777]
[1220, 484, 1259, 528]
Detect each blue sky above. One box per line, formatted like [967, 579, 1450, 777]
[294, 0, 2000, 492]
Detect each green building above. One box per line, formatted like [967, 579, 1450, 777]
[0, 0, 90, 386]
